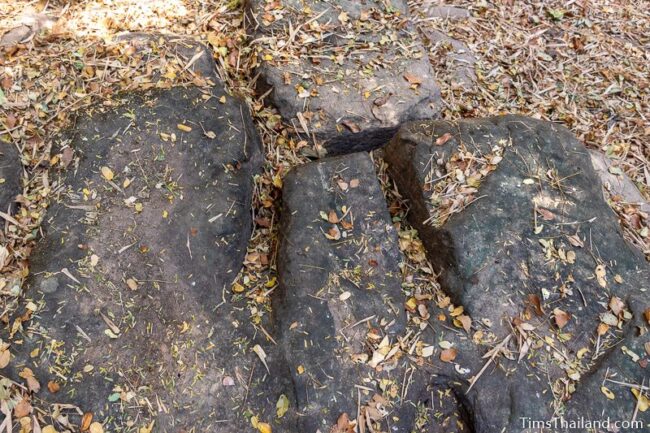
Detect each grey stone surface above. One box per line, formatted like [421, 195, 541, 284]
[424, 4, 470, 20]
[385, 115, 650, 432]
[277, 152, 426, 432]
[248, 0, 442, 155]
[590, 149, 650, 214]
[0, 142, 20, 214]
[1, 47, 280, 431]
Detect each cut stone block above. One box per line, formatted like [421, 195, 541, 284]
[277, 152, 422, 432]
[1, 53, 277, 431]
[248, 0, 442, 155]
[0, 142, 20, 213]
[385, 115, 650, 431]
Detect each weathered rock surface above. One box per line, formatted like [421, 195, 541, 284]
[0, 143, 20, 213]
[422, 29, 476, 89]
[590, 150, 650, 214]
[423, 3, 470, 20]
[116, 32, 218, 81]
[2, 49, 279, 431]
[565, 292, 649, 431]
[385, 115, 650, 431]
[248, 0, 442, 155]
[277, 153, 426, 432]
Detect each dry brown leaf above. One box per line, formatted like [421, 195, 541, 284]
[330, 413, 353, 433]
[81, 412, 93, 431]
[47, 381, 60, 393]
[326, 225, 341, 240]
[609, 296, 625, 316]
[340, 120, 360, 133]
[14, 397, 32, 418]
[553, 308, 570, 329]
[0, 343, 10, 368]
[435, 132, 453, 146]
[566, 234, 584, 248]
[19, 367, 40, 393]
[537, 208, 555, 221]
[597, 323, 610, 336]
[457, 315, 472, 333]
[404, 72, 423, 85]
[440, 348, 457, 363]
[527, 294, 544, 316]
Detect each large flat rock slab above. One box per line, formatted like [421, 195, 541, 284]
[277, 153, 426, 432]
[2, 69, 276, 430]
[0, 142, 20, 213]
[248, 0, 442, 155]
[385, 115, 650, 431]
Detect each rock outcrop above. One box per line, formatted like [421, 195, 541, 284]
[385, 115, 650, 432]
[2, 40, 275, 432]
[277, 152, 425, 432]
[248, 0, 442, 155]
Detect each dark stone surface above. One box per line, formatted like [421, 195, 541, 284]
[565, 292, 649, 432]
[1, 58, 282, 431]
[0, 142, 20, 213]
[385, 115, 650, 432]
[277, 152, 424, 432]
[248, 0, 442, 155]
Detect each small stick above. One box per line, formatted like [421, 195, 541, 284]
[466, 334, 512, 394]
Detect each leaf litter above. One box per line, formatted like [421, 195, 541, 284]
[0, 0, 648, 431]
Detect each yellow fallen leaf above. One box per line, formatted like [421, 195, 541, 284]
[89, 422, 104, 433]
[631, 388, 649, 412]
[450, 305, 464, 317]
[276, 394, 289, 418]
[139, 421, 155, 433]
[177, 124, 192, 132]
[101, 166, 114, 181]
[42, 426, 58, 433]
[601, 386, 615, 400]
[257, 422, 272, 433]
